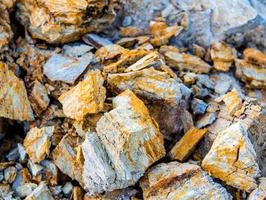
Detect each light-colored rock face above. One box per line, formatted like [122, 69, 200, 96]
[82, 90, 165, 194]
[59, 70, 106, 121]
[24, 126, 54, 163]
[140, 162, 232, 200]
[248, 177, 266, 200]
[25, 182, 54, 200]
[107, 68, 191, 105]
[43, 53, 95, 84]
[163, 50, 211, 73]
[16, 0, 120, 44]
[52, 134, 84, 185]
[222, 90, 243, 116]
[210, 42, 234, 72]
[235, 48, 266, 89]
[0, 62, 34, 121]
[202, 122, 261, 192]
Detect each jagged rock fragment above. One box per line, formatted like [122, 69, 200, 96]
[202, 122, 260, 192]
[52, 134, 84, 185]
[84, 188, 137, 200]
[24, 126, 54, 163]
[43, 53, 95, 84]
[169, 127, 208, 161]
[59, 70, 106, 121]
[210, 42, 234, 71]
[17, 0, 120, 44]
[0, 62, 34, 121]
[25, 182, 54, 200]
[62, 43, 93, 57]
[196, 112, 217, 128]
[140, 162, 232, 200]
[82, 90, 165, 194]
[222, 89, 243, 116]
[248, 177, 266, 200]
[107, 68, 191, 105]
[191, 98, 208, 115]
[83, 33, 113, 49]
[4, 166, 17, 183]
[244, 48, 266, 66]
[29, 80, 50, 115]
[163, 50, 211, 73]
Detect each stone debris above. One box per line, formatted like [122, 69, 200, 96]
[202, 122, 261, 192]
[24, 126, 54, 163]
[0, 62, 34, 121]
[82, 90, 165, 194]
[196, 112, 217, 128]
[140, 162, 232, 200]
[25, 182, 54, 200]
[222, 89, 243, 116]
[169, 127, 208, 161]
[59, 70, 106, 121]
[248, 177, 266, 200]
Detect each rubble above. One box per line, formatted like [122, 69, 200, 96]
[222, 89, 243, 116]
[248, 177, 266, 200]
[82, 90, 165, 194]
[59, 70, 106, 121]
[25, 182, 54, 200]
[0, 62, 34, 121]
[202, 122, 261, 192]
[140, 162, 232, 200]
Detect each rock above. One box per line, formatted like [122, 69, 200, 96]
[62, 43, 93, 57]
[59, 70, 106, 121]
[4, 166, 17, 183]
[43, 53, 95, 84]
[0, 62, 34, 121]
[83, 33, 113, 49]
[28, 160, 43, 176]
[169, 127, 208, 161]
[25, 182, 54, 200]
[0, 171, 3, 182]
[248, 177, 266, 200]
[0, 183, 12, 199]
[6, 143, 27, 163]
[107, 68, 191, 105]
[202, 122, 261, 192]
[24, 126, 54, 163]
[82, 90, 165, 194]
[196, 74, 215, 90]
[191, 98, 208, 115]
[222, 89, 243, 116]
[16, 0, 120, 44]
[210, 42, 234, 71]
[193, 44, 206, 58]
[196, 112, 217, 128]
[40, 160, 58, 186]
[163, 50, 211, 73]
[214, 78, 232, 95]
[235, 48, 266, 89]
[62, 182, 73, 196]
[140, 162, 232, 200]
[71, 186, 84, 200]
[29, 80, 50, 115]
[52, 134, 84, 185]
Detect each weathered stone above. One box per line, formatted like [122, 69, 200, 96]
[140, 162, 232, 200]
[43, 53, 95, 84]
[30, 80, 50, 115]
[82, 90, 165, 194]
[62, 182, 73, 196]
[62, 43, 93, 57]
[84, 188, 137, 200]
[202, 122, 260, 192]
[248, 177, 266, 200]
[17, 0, 120, 44]
[71, 186, 84, 200]
[169, 128, 208, 161]
[52, 134, 84, 185]
[210, 42, 234, 71]
[59, 70, 106, 121]
[244, 48, 266, 66]
[191, 98, 208, 115]
[0, 62, 34, 121]
[196, 112, 217, 128]
[25, 182, 54, 200]
[108, 68, 191, 105]
[24, 126, 54, 163]
[83, 33, 113, 49]
[4, 166, 17, 183]
[163, 50, 211, 73]
[222, 89, 243, 116]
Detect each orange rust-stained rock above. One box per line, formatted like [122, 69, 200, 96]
[24, 126, 54, 163]
[222, 89, 243, 116]
[202, 122, 260, 192]
[0, 62, 34, 121]
[16, 0, 120, 44]
[244, 48, 266, 67]
[210, 42, 234, 72]
[140, 162, 232, 200]
[59, 70, 106, 121]
[163, 50, 211, 73]
[169, 127, 208, 161]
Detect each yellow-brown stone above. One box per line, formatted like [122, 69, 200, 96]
[222, 89, 243, 116]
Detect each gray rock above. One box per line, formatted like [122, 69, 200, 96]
[122, 16, 133, 27]
[62, 43, 93, 57]
[197, 75, 215, 90]
[25, 182, 54, 200]
[83, 33, 113, 49]
[191, 98, 208, 115]
[196, 112, 217, 128]
[4, 167, 17, 183]
[0, 171, 4, 182]
[249, 0, 266, 19]
[62, 182, 73, 196]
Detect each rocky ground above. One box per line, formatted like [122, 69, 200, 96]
[0, 0, 266, 200]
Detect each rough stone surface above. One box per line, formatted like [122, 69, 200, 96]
[0, 62, 34, 121]
[25, 182, 54, 200]
[82, 90, 165, 194]
[202, 122, 261, 192]
[24, 126, 54, 163]
[140, 162, 232, 200]
[222, 89, 243, 116]
[248, 177, 266, 200]
[59, 70, 106, 121]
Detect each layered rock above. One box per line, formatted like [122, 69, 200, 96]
[16, 0, 120, 44]
[82, 90, 165, 194]
[0, 62, 34, 121]
[140, 162, 232, 200]
[59, 70, 106, 121]
[202, 122, 260, 192]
